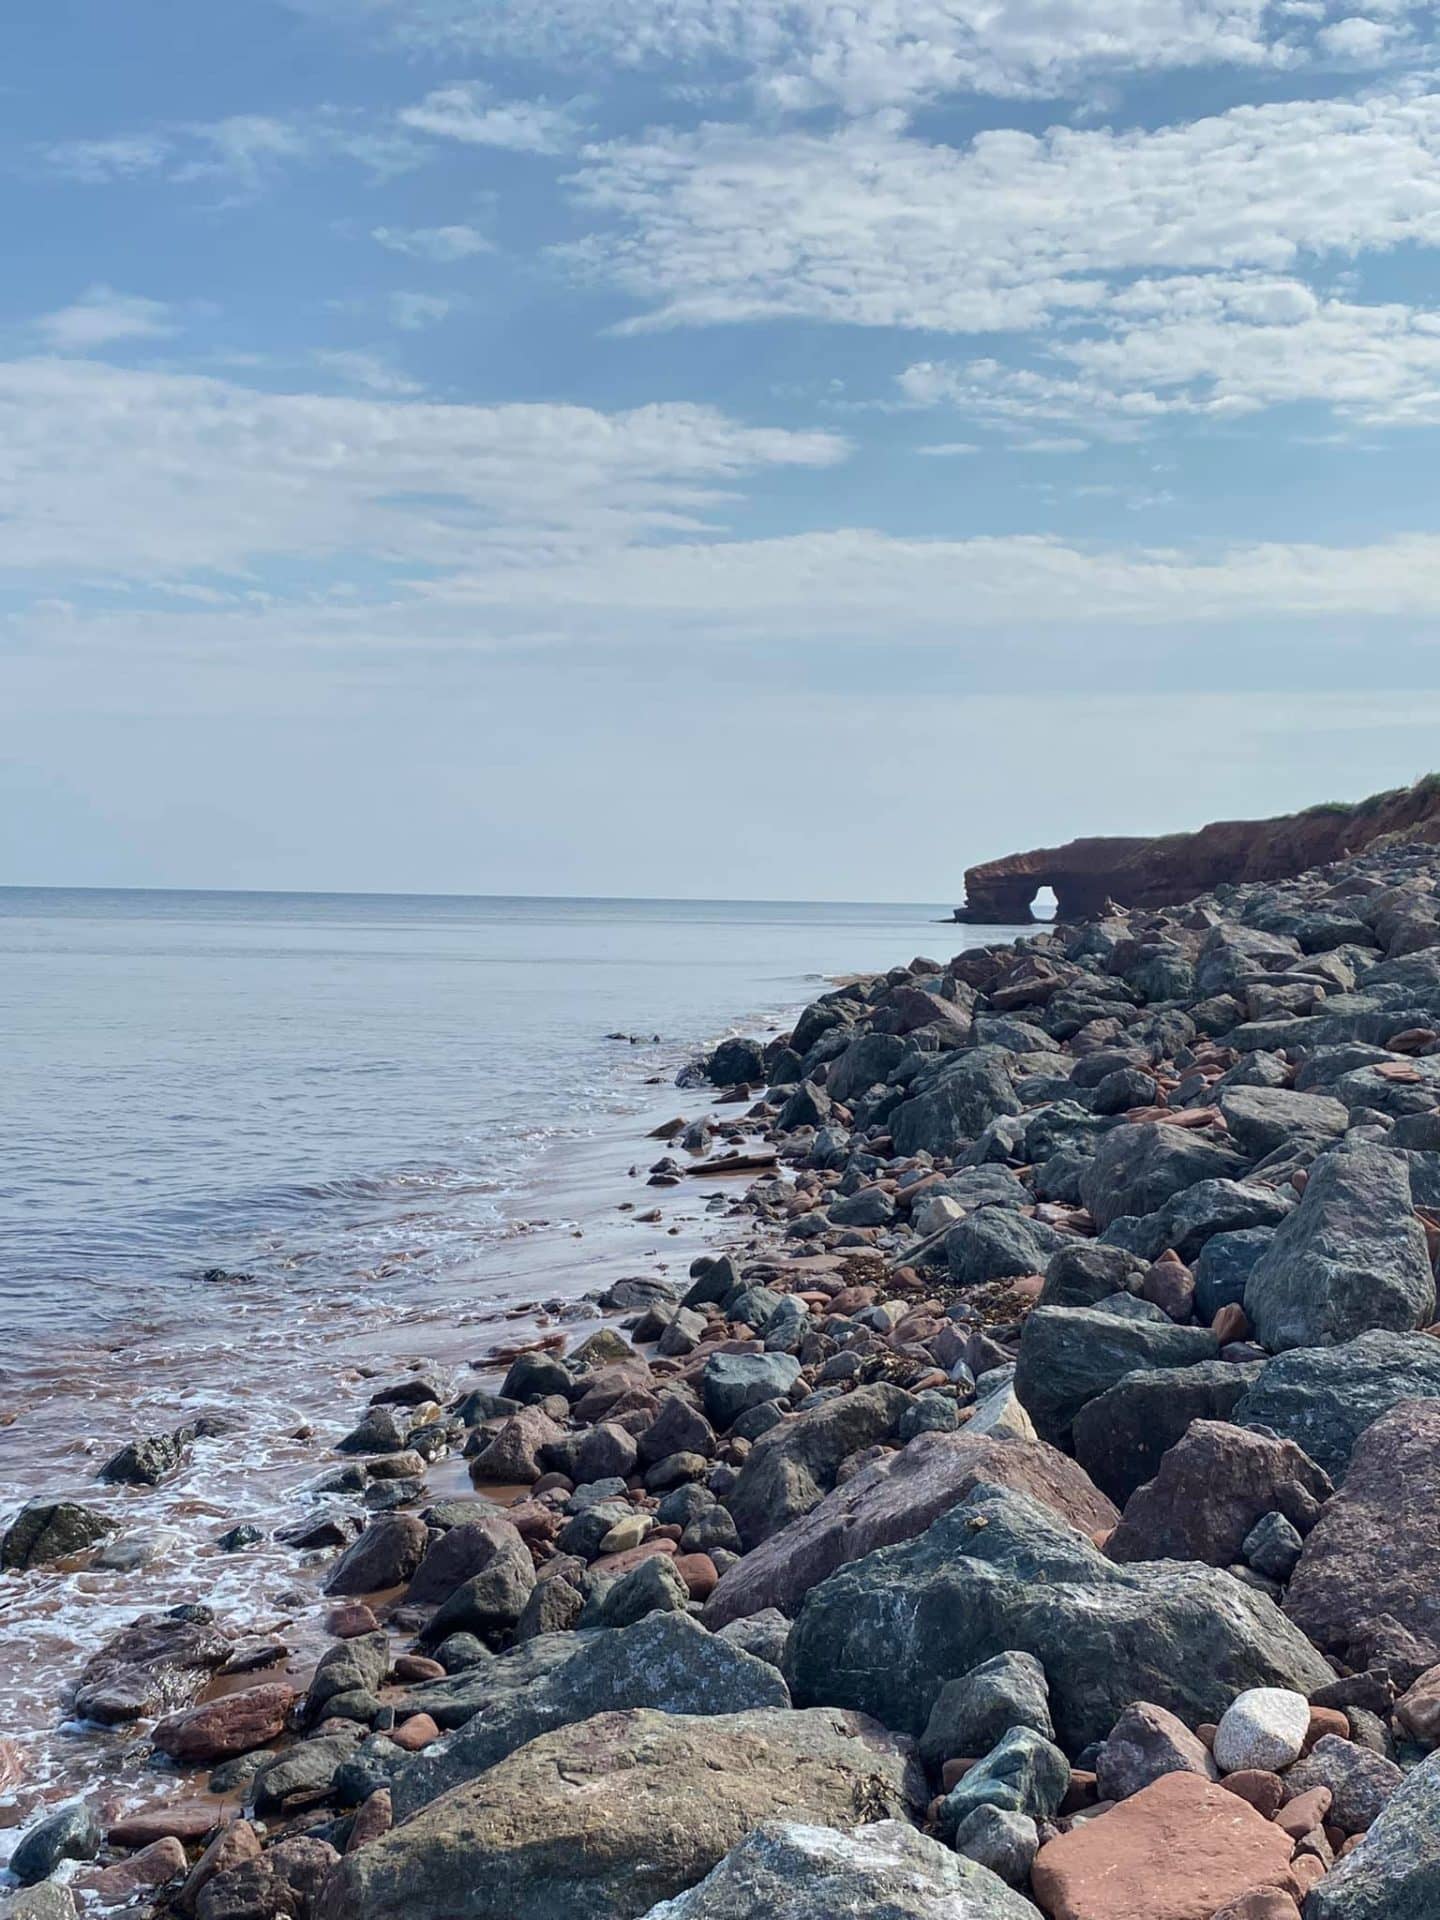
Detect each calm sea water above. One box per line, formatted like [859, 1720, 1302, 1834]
[0, 888, 1023, 1843]
[0, 888, 967, 1351]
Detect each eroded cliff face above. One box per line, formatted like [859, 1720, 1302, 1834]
[958, 779, 1440, 923]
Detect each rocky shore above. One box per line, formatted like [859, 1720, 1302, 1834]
[8, 833, 1440, 1919]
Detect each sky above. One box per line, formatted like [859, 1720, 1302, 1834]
[6, 1, 1440, 899]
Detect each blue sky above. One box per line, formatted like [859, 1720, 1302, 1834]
[6, 0, 1440, 896]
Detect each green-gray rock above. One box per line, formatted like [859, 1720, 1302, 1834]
[393, 1611, 790, 1814]
[1233, 1331, 1440, 1480]
[1243, 1145, 1435, 1351]
[317, 1706, 922, 1920]
[635, 1819, 1036, 1920]
[1305, 1749, 1440, 1918]
[782, 1484, 1331, 1753]
[1014, 1305, 1219, 1448]
[1, 1501, 113, 1571]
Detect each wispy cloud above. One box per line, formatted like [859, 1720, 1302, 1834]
[287, 0, 1427, 110]
[398, 82, 586, 154]
[40, 108, 424, 195]
[37, 286, 178, 351]
[372, 223, 492, 261]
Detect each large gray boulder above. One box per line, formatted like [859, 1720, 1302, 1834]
[392, 1611, 789, 1814]
[700, 1353, 801, 1430]
[317, 1706, 922, 1920]
[635, 1819, 1035, 1920]
[1014, 1305, 1219, 1448]
[1217, 1084, 1349, 1158]
[722, 1383, 910, 1551]
[1071, 1360, 1263, 1506]
[1305, 1749, 1440, 1919]
[782, 1484, 1331, 1753]
[1100, 1178, 1294, 1264]
[1233, 1330, 1440, 1479]
[946, 1210, 1069, 1287]
[1079, 1123, 1246, 1232]
[889, 1050, 1021, 1158]
[702, 1430, 1117, 1628]
[1244, 1145, 1434, 1351]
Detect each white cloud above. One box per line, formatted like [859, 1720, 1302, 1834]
[0, 357, 847, 579]
[41, 109, 423, 193]
[565, 91, 1440, 335]
[36, 286, 177, 351]
[390, 291, 454, 329]
[310, 349, 425, 395]
[1318, 15, 1397, 58]
[916, 441, 979, 456]
[40, 134, 171, 182]
[292, 0, 1421, 109]
[902, 276, 1440, 429]
[372, 223, 492, 260]
[398, 83, 585, 154]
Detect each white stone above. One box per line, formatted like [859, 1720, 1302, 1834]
[1213, 1687, 1312, 1773]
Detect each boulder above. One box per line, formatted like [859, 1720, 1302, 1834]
[1102, 1179, 1295, 1265]
[8, 1804, 103, 1887]
[468, 1407, 567, 1484]
[633, 1818, 1035, 1920]
[1243, 1145, 1434, 1351]
[392, 1611, 790, 1813]
[1304, 1748, 1440, 1918]
[938, 1725, 1069, 1831]
[1095, 1702, 1217, 1801]
[1218, 1086, 1349, 1158]
[153, 1683, 296, 1763]
[1282, 1734, 1404, 1834]
[325, 1515, 428, 1596]
[1285, 1400, 1440, 1671]
[1030, 1771, 1295, 1920]
[1079, 1124, 1246, 1232]
[1232, 1330, 1440, 1479]
[699, 1353, 801, 1431]
[946, 1210, 1068, 1287]
[408, 1514, 531, 1607]
[708, 1037, 767, 1087]
[782, 1484, 1331, 1753]
[1, 1501, 113, 1570]
[721, 1382, 910, 1551]
[1212, 1688, 1312, 1773]
[919, 1651, 1053, 1768]
[1014, 1306, 1219, 1448]
[703, 1430, 1117, 1628]
[1105, 1422, 1331, 1567]
[1071, 1361, 1262, 1507]
[889, 1051, 1021, 1158]
[71, 1610, 231, 1725]
[318, 1706, 921, 1920]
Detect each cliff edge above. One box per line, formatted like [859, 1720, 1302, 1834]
[957, 776, 1440, 923]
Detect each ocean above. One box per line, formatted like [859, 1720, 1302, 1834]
[1, 886, 1018, 1836]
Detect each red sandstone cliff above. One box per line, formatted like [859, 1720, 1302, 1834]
[958, 778, 1440, 923]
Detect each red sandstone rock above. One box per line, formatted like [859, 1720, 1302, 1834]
[153, 1681, 296, 1762]
[82, 1836, 187, 1903]
[391, 1654, 445, 1684]
[325, 1602, 379, 1638]
[673, 1552, 718, 1600]
[1030, 1772, 1295, 1920]
[1209, 1893, 1302, 1920]
[1276, 1786, 1333, 1841]
[178, 1818, 262, 1916]
[1221, 1770, 1285, 1820]
[109, 1801, 226, 1846]
[1305, 1707, 1349, 1751]
[1395, 1663, 1440, 1745]
[390, 1712, 440, 1752]
[346, 1788, 392, 1855]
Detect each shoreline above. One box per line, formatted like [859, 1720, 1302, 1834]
[7, 845, 1440, 1916]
